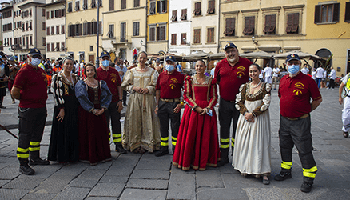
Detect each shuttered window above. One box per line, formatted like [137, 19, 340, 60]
[193, 29, 201, 44]
[243, 16, 255, 35]
[345, 2, 350, 22]
[149, 1, 156, 14]
[207, 28, 214, 43]
[314, 3, 340, 23]
[157, 25, 166, 41]
[47, 43, 50, 52]
[171, 34, 177, 45]
[194, 2, 201, 16]
[286, 13, 299, 34]
[62, 25, 65, 34]
[42, 22, 46, 31]
[207, 0, 215, 14]
[121, 22, 126, 42]
[133, 22, 140, 36]
[149, 27, 155, 41]
[51, 43, 54, 52]
[157, 0, 167, 14]
[46, 11, 49, 19]
[171, 10, 177, 22]
[51, 26, 55, 35]
[108, 24, 114, 38]
[181, 33, 186, 45]
[134, 0, 140, 7]
[56, 26, 60, 34]
[121, 0, 126, 9]
[181, 9, 187, 20]
[109, 0, 114, 11]
[224, 18, 235, 36]
[42, 38, 46, 47]
[264, 14, 276, 34]
[61, 42, 65, 50]
[47, 27, 50, 35]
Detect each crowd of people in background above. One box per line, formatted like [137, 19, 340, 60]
[1, 43, 346, 194]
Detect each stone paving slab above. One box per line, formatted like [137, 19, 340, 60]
[68, 178, 99, 189]
[0, 167, 19, 180]
[99, 176, 129, 184]
[0, 188, 29, 199]
[2, 177, 45, 190]
[130, 169, 169, 179]
[119, 189, 167, 200]
[21, 193, 57, 200]
[88, 183, 124, 197]
[53, 186, 90, 200]
[127, 178, 168, 190]
[167, 173, 196, 200]
[197, 187, 249, 200]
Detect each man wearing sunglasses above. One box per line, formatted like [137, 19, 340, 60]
[11, 48, 50, 175]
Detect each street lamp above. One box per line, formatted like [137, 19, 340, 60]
[96, 0, 100, 68]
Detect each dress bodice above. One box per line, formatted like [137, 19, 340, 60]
[184, 75, 217, 109]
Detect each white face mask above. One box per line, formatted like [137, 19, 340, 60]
[30, 58, 41, 67]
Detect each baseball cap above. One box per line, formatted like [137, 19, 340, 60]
[224, 43, 237, 51]
[28, 48, 41, 55]
[100, 51, 110, 58]
[165, 56, 175, 63]
[286, 54, 300, 63]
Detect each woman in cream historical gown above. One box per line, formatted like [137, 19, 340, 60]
[121, 52, 161, 153]
[233, 63, 272, 185]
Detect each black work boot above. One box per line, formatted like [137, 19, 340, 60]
[155, 146, 169, 157]
[115, 143, 127, 154]
[19, 159, 35, 175]
[29, 151, 50, 166]
[218, 148, 229, 166]
[274, 169, 292, 181]
[301, 177, 314, 193]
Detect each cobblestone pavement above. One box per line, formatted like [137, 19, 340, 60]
[0, 88, 349, 200]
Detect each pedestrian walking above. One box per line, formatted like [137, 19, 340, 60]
[75, 63, 112, 166]
[272, 65, 280, 90]
[96, 51, 126, 154]
[264, 64, 273, 84]
[214, 43, 252, 165]
[275, 54, 322, 193]
[301, 64, 309, 75]
[315, 66, 324, 88]
[48, 57, 80, 163]
[328, 67, 336, 89]
[173, 60, 220, 171]
[114, 58, 128, 106]
[154, 56, 185, 157]
[11, 48, 50, 175]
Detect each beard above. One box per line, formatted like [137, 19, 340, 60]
[227, 57, 237, 63]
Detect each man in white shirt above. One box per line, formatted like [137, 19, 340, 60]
[315, 66, 324, 88]
[328, 67, 336, 89]
[301, 64, 309, 75]
[264, 64, 273, 84]
[339, 72, 350, 138]
[259, 68, 264, 82]
[272, 65, 280, 90]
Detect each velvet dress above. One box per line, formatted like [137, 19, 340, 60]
[173, 75, 220, 170]
[75, 80, 112, 164]
[48, 72, 79, 163]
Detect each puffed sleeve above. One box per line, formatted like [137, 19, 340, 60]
[252, 83, 271, 117]
[75, 80, 94, 112]
[235, 83, 248, 115]
[206, 78, 218, 110]
[51, 74, 65, 109]
[100, 80, 112, 109]
[183, 75, 197, 108]
[121, 70, 134, 92]
[145, 69, 158, 95]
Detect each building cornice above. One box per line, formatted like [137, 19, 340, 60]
[283, 4, 305, 9]
[102, 6, 146, 15]
[45, 0, 66, 7]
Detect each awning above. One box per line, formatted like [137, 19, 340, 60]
[258, 45, 281, 51]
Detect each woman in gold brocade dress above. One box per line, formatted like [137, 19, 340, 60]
[121, 52, 161, 153]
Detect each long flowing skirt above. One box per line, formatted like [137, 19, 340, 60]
[122, 93, 161, 152]
[173, 105, 220, 170]
[78, 106, 111, 163]
[48, 95, 79, 162]
[232, 100, 271, 175]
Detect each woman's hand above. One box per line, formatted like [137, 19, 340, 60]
[173, 104, 182, 113]
[195, 106, 204, 114]
[140, 88, 149, 94]
[133, 86, 141, 93]
[57, 108, 65, 122]
[245, 113, 255, 123]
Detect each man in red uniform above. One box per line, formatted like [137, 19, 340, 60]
[11, 48, 50, 175]
[96, 51, 126, 154]
[214, 43, 252, 165]
[275, 54, 322, 193]
[154, 56, 185, 157]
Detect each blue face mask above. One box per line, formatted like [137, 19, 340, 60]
[288, 65, 300, 75]
[102, 60, 109, 67]
[30, 58, 41, 67]
[165, 65, 174, 72]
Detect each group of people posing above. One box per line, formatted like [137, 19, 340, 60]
[10, 42, 322, 194]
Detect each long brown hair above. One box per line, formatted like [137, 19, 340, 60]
[84, 63, 97, 78]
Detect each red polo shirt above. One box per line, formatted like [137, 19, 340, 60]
[13, 63, 48, 108]
[96, 66, 121, 102]
[279, 73, 321, 118]
[156, 70, 185, 99]
[214, 57, 252, 101]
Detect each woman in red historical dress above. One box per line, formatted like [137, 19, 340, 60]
[173, 60, 220, 171]
[75, 63, 112, 166]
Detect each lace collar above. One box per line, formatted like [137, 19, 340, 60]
[192, 74, 210, 85]
[246, 82, 265, 98]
